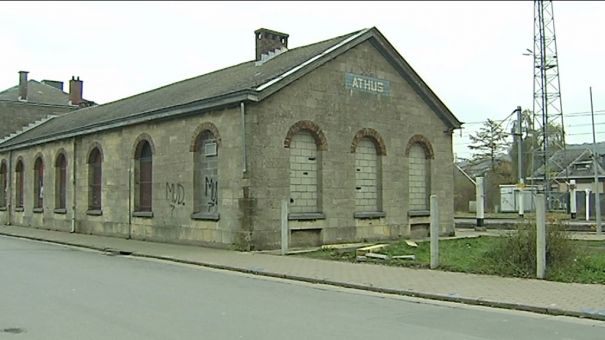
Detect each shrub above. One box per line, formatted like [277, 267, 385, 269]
[482, 216, 576, 278]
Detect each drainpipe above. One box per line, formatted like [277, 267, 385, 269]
[7, 150, 13, 226]
[71, 137, 77, 233]
[240, 102, 248, 176]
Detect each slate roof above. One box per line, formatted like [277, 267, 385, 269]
[456, 154, 511, 178]
[0, 27, 462, 151]
[0, 80, 74, 106]
[531, 142, 605, 179]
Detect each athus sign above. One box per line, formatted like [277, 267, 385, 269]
[345, 73, 390, 96]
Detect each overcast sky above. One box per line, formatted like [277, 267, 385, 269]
[1, 1, 604, 160]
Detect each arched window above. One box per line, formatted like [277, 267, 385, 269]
[34, 156, 44, 210]
[134, 140, 153, 213]
[193, 130, 219, 218]
[408, 143, 431, 211]
[15, 160, 24, 209]
[88, 148, 102, 211]
[55, 153, 67, 210]
[0, 161, 7, 208]
[354, 138, 382, 213]
[289, 130, 321, 214]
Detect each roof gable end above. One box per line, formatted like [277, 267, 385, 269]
[253, 27, 462, 130]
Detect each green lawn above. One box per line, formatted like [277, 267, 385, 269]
[297, 236, 605, 284]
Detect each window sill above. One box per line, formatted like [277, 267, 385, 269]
[0, 207, 6, 211]
[86, 209, 103, 216]
[15, 207, 24, 212]
[33, 208, 44, 214]
[133, 211, 153, 218]
[354, 211, 386, 219]
[54, 208, 67, 215]
[288, 212, 325, 221]
[191, 212, 220, 221]
[408, 210, 430, 217]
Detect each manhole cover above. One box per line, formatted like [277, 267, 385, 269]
[3, 328, 25, 334]
[103, 248, 133, 256]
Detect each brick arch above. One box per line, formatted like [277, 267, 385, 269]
[283, 120, 327, 151]
[15, 156, 24, 170]
[190, 122, 221, 152]
[33, 152, 44, 167]
[54, 148, 68, 167]
[350, 128, 387, 155]
[132, 133, 156, 159]
[405, 134, 434, 160]
[86, 142, 104, 163]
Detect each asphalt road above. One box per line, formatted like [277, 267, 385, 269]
[1, 236, 603, 340]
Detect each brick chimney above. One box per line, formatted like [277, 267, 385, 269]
[69, 76, 83, 106]
[255, 28, 289, 61]
[18, 71, 28, 101]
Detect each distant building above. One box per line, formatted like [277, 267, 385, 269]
[0, 71, 95, 140]
[454, 155, 513, 212]
[0, 27, 461, 250]
[529, 142, 605, 193]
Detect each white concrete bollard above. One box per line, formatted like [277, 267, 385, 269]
[281, 200, 288, 255]
[585, 189, 591, 222]
[476, 177, 485, 227]
[536, 194, 546, 279]
[570, 180, 577, 220]
[430, 195, 439, 269]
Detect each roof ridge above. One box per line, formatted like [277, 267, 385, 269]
[0, 27, 387, 150]
[32, 79, 70, 95]
[57, 29, 365, 113]
[256, 28, 371, 91]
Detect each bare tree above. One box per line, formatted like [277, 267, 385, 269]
[469, 118, 509, 170]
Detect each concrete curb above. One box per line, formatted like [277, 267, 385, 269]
[2, 231, 605, 322]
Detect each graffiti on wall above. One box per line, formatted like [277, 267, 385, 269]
[204, 177, 218, 212]
[166, 182, 185, 214]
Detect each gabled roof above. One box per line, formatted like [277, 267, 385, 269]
[530, 143, 605, 180]
[0, 27, 461, 151]
[456, 154, 511, 178]
[0, 80, 73, 106]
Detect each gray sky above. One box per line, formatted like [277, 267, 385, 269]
[1, 1, 604, 159]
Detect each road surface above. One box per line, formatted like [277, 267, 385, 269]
[1, 236, 603, 339]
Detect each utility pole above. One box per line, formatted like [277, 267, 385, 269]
[590, 87, 602, 235]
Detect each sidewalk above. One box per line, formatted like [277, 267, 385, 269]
[2, 225, 605, 322]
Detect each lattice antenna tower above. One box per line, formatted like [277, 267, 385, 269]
[531, 0, 566, 209]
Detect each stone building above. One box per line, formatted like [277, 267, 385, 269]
[0, 71, 95, 140]
[0, 27, 461, 250]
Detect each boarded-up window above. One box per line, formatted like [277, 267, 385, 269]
[88, 148, 102, 210]
[135, 141, 153, 212]
[408, 144, 430, 210]
[55, 154, 67, 210]
[355, 138, 380, 212]
[194, 131, 219, 215]
[34, 157, 44, 209]
[289, 131, 320, 213]
[0, 161, 6, 208]
[15, 160, 23, 209]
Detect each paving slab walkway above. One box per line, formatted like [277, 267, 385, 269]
[2, 225, 605, 321]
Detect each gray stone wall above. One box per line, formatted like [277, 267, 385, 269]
[0, 40, 456, 251]
[0, 106, 248, 248]
[1, 139, 75, 231]
[0, 101, 74, 139]
[246, 40, 455, 249]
